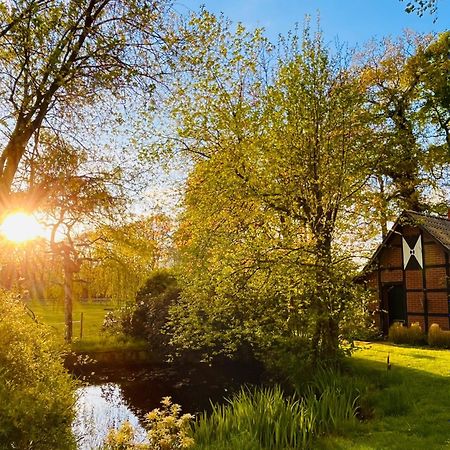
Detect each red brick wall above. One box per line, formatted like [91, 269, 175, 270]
[405, 270, 423, 290]
[425, 267, 447, 289]
[379, 245, 402, 267]
[407, 291, 424, 313]
[381, 270, 403, 283]
[428, 317, 449, 329]
[424, 242, 446, 265]
[427, 292, 448, 314]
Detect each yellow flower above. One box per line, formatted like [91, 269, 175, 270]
[146, 410, 159, 421]
[180, 436, 195, 448]
[161, 396, 172, 407]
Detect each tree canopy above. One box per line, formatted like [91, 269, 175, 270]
[0, 0, 177, 209]
[146, 13, 449, 364]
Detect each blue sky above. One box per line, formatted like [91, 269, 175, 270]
[178, 0, 449, 46]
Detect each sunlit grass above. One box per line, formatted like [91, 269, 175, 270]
[26, 300, 147, 352]
[27, 300, 110, 340]
[316, 341, 450, 450]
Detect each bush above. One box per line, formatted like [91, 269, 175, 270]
[428, 323, 450, 348]
[388, 322, 425, 345]
[0, 293, 77, 449]
[103, 269, 180, 348]
[103, 397, 194, 450]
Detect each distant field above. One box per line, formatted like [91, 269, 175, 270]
[26, 300, 148, 352]
[26, 300, 113, 341]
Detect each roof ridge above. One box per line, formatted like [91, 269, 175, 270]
[404, 210, 450, 222]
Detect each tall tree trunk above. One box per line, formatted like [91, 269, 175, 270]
[376, 175, 389, 239]
[63, 251, 74, 343]
[310, 212, 340, 366]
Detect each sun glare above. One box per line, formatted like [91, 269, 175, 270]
[0, 212, 44, 243]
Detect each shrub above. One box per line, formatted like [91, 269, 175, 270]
[103, 397, 194, 450]
[428, 323, 450, 348]
[103, 421, 140, 450]
[388, 322, 425, 345]
[0, 292, 77, 449]
[146, 397, 195, 449]
[103, 269, 179, 348]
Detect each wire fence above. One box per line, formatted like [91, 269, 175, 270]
[45, 312, 85, 339]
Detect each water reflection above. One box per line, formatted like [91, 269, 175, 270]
[71, 361, 262, 449]
[73, 383, 147, 450]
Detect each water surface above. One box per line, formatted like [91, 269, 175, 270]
[71, 361, 262, 449]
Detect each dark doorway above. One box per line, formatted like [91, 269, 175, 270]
[382, 284, 407, 333]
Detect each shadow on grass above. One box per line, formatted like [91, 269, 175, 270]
[317, 346, 450, 450]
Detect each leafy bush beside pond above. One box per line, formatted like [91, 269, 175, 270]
[103, 397, 194, 450]
[103, 269, 179, 349]
[0, 293, 77, 449]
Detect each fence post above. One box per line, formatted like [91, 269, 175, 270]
[80, 312, 84, 340]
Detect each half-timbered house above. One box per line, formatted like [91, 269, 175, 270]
[364, 210, 450, 334]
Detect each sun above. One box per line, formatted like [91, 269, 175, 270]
[0, 212, 44, 243]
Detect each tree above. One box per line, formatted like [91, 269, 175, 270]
[401, 0, 438, 18]
[360, 31, 450, 234]
[25, 137, 126, 342]
[0, 0, 176, 207]
[80, 214, 173, 304]
[157, 15, 374, 364]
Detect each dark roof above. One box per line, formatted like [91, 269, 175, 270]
[404, 211, 450, 252]
[363, 210, 450, 272]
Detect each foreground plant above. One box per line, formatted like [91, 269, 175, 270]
[0, 292, 77, 448]
[194, 384, 359, 449]
[103, 397, 194, 450]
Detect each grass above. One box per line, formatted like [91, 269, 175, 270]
[194, 386, 315, 449]
[25, 300, 147, 352]
[27, 299, 110, 339]
[193, 381, 359, 450]
[315, 341, 450, 450]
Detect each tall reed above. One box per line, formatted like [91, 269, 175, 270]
[193, 382, 359, 449]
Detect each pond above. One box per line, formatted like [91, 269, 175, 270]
[74, 383, 147, 449]
[71, 361, 262, 449]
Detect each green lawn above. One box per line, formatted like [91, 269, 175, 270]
[317, 342, 450, 450]
[25, 300, 147, 352]
[27, 300, 111, 340]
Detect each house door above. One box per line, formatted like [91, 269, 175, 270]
[383, 284, 407, 332]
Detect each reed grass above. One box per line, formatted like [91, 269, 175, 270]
[193, 382, 359, 450]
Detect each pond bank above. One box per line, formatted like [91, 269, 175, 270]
[66, 347, 157, 367]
